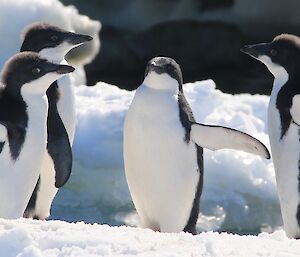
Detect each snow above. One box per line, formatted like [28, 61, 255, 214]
[0, 0, 101, 85]
[0, 218, 299, 257]
[49, 80, 280, 235]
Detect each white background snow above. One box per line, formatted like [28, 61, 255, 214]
[0, 0, 297, 256]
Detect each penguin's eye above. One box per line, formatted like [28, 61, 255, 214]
[32, 68, 41, 75]
[270, 49, 278, 56]
[50, 35, 59, 42]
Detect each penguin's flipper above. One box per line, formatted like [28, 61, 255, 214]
[0, 123, 7, 154]
[190, 123, 270, 159]
[47, 116, 73, 188]
[46, 83, 72, 188]
[290, 95, 300, 126]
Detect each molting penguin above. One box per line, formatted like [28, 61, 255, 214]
[123, 56, 270, 234]
[241, 34, 300, 239]
[0, 52, 74, 218]
[20, 22, 93, 220]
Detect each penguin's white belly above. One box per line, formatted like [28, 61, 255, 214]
[0, 96, 48, 218]
[30, 152, 58, 220]
[32, 74, 76, 219]
[124, 87, 200, 233]
[268, 102, 300, 238]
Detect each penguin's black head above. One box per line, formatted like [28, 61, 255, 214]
[144, 57, 183, 90]
[1, 52, 75, 98]
[241, 34, 300, 75]
[20, 22, 93, 60]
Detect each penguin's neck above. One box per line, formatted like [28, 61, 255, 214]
[39, 50, 66, 65]
[54, 60, 75, 142]
[47, 56, 65, 65]
[270, 66, 289, 97]
[143, 73, 179, 93]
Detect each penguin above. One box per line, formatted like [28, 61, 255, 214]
[0, 52, 74, 218]
[241, 34, 300, 239]
[20, 22, 93, 219]
[123, 56, 270, 234]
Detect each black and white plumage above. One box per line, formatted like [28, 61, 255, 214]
[123, 56, 270, 234]
[241, 34, 300, 239]
[0, 52, 74, 218]
[20, 22, 93, 220]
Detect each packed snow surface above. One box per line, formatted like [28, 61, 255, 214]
[0, 218, 299, 257]
[51, 80, 279, 234]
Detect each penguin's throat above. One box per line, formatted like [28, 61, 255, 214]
[272, 67, 289, 96]
[257, 55, 289, 95]
[143, 72, 179, 92]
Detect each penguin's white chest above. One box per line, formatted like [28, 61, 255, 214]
[268, 94, 300, 238]
[124, 86, 200, 233]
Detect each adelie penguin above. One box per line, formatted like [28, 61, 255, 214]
[123, 56, 270, 234]
[0, 52, 74, 218]
[20, 22, 93, 220]
[241, 34, 300, 239]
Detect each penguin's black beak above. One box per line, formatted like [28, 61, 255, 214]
[56, 64, 75, 74]
[66, 32, 93, 45]
[240, 43, 272, 58]
[43, 63, 75, 74]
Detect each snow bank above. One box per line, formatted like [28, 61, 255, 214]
[52, 80, 279, 234]
[0, 0, 101, 85]
[0, 218, 299, 257]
